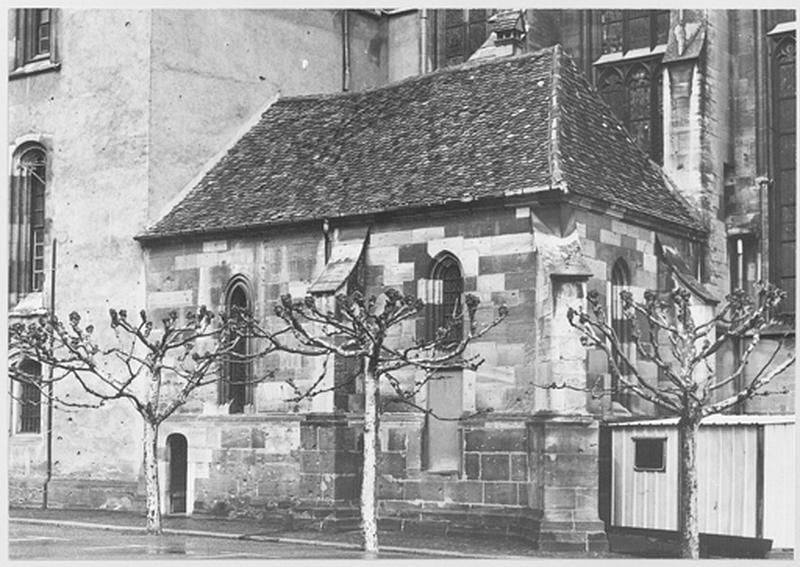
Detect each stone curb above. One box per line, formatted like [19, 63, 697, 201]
[10, 517, 527, 560]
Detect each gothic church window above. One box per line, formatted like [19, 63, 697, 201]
[440, 9, 493, 67]
[595, 11, 667, 163]
[770, 33, 796, 322]
[9, 144, 47, 305]
[610, 258, 633, 408]
[600, 10, 669, 55]
[428, 253, 464, 344]
[220, 278, 253, 413]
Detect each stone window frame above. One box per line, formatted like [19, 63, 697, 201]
[12, 359, 43, 435]
[767, 29, 796, 324]
[595, 57, 664, 164]
[427, 251, 465, 344]
[609, 257, 633, 409]
[9, 142, 48, 306]
[219, 275, 254, 414]
[10, 8, 61, 79]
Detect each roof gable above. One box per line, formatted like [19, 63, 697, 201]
[142, 46, 703, 240]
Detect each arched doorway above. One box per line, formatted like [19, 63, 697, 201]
[166, 433, 188, 514]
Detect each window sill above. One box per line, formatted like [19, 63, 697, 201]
[9, 59, 61, 80]
[594, 44, 666, 67]
[9, 292, 46, 318]
[10, 431, 43, 442]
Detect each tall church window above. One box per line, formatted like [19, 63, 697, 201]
[610, 258, 632, 408]
[220, 278, 252, 413]
[597, 61, 663, 163]
[16, 359, 42, 434]
[595, 10, 667, 164]
[428, 253, 464, 344]
[600, 10, 669, 55]
[9, 144, 47, 306]
[770, 33, 796, 322]
[440, 9, 492, 67]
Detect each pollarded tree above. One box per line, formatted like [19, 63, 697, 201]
[252, 288, 507, 555]
[9, 306, 268, 534]
[561, 283, 795, 559]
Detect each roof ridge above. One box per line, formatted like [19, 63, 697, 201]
[548, 44, 566, 193]
[271, 45, 558, 106]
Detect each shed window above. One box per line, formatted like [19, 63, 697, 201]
[633, 437, 666, 471]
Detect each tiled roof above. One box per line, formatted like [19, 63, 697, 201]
[142, 46, 704, 240]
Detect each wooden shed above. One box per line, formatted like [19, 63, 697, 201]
[607, 415, 794, 549]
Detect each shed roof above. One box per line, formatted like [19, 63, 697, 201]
[141, 45, 704, 241]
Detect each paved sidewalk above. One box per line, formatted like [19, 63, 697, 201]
[9, 507, 622, 559]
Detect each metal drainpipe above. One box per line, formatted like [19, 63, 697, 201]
[342, 10, 351, 92]
[419, 9, 428, 74]
[42, 239, 56, 509]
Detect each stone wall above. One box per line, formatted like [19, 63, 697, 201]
[159, 415, 302, 516]
[7, 8, 398, 509]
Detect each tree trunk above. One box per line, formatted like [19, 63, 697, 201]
[360, 357, 379, 555]
[678, 416, 700, 559]
[143, 420, 163, 535]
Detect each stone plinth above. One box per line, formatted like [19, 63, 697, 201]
[529, 414, 608, 552]
[296, 413, 363, 530]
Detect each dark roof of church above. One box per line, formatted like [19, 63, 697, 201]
[141, 45, 704, 240]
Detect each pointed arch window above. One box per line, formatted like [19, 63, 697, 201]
[428, 253, 464, 344]
[610, 258, 633, 408]
[9, 144, 47, 306]
[220, 278, 253, 413]
[597, 61, 663, 163]
[769, 33, 796, 322]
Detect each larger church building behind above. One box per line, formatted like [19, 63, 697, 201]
[7, 8, 796, 550]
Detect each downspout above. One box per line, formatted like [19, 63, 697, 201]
[342, 10, 351, 92]
[754, 10, 770, 283]
[42, 239, 56, 509]
[419, 9, 428, 74]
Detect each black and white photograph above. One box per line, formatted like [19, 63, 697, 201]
[5, 4, 797, 562]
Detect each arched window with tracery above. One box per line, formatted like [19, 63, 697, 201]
[220, 277, 253, 413]
[438, 9, 494, 68]
[428, 253, 464, 344]
[610, 258, 633, 408]
[597, 61, 663, 163]
[770, 33, 796, 323]
[595, 10, 666, 164]
[9, 144, 47, 305]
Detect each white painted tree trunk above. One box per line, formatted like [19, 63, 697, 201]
[143, 420, 163, 535]
[360, 356, 379, 555]
[678, 416, 700, 559]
